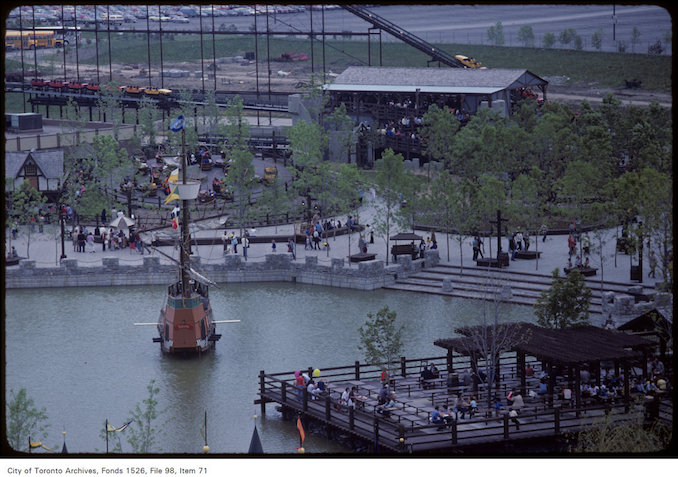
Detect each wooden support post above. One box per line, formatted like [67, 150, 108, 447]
[355, 361, 361, 380]
[302, 387, 308, 412]
[373, 417, 379, 451]
[281, 381, 287, 405]
[547, 362, 555, 407]
[623, 362, 630, 412]
[554, 408, 560, 435]
[503, 414, 509, 439]
[574, 369, 581, 417]
[518, 352, 526, 395]
[401, 356, 407, 377]
[349, 407, 355, 430]
[451, 419, 458, 444]
[259, 370, 267, 415]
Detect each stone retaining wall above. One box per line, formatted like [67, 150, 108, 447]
[5, 252, 439, 291]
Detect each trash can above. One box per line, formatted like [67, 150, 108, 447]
[630, 265, 641, 281]
[498, 252, 509, 267]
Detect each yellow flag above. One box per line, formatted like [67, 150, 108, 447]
[168, 169, 179, 184]
[164, 185, 180, 204]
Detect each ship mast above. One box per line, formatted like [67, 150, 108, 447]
[180, 127, 191, 298]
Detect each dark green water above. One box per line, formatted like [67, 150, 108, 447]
[5, 282, 535, 454]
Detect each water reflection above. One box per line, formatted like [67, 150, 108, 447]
[5, 283, 535, 453]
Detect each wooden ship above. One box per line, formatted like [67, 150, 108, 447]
[139, 116, 238, 355]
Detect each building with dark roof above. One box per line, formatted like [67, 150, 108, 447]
[323, 66, 548, 166]
[5, 149, 64, 200]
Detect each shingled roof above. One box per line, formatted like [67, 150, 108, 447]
[434, 322, 654, 366]
[5, 150, 64, 180]
[325, 66, 548, 94]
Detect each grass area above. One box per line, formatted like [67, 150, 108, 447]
[4, 36, 671, 116]
[8, 34, 673, 90]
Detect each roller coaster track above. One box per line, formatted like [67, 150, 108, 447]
[341, 4, 466, 68]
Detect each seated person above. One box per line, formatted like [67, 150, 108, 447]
[492, 397, 504, 415]
[307, 380, 323, 400]
[510, 391, 524, 411]
[430, 405, 445, 429]
[440, 405, 453, 424]
[525, 364, 534, 377]
[377, 393, 397, 417]
[454, 395, 469, 419]
[469, 396, 478, 417]
[537, 382, 548, 395]
[378, 384, 390, 405]
[430, 363, 440, 378]
[421, 365, 434, 388]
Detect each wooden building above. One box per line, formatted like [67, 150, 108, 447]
[5, 149, 64, 201]
[323, 67, 548, 166]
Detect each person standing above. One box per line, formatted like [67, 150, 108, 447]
[509, 234, 517, 261]
[242, 235, 249, 259]
[648, 250, 657, 278]
[288, 238, 296, 259]
[515, 230, 524, 251]
[86, 231, 95, 253]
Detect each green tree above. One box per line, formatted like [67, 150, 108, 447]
[90, 135, 131, 211]
[125, 380, 167, 454]
[517, 25, 535, 47]
[558, 28, 578, 46]
[509, 167, 547, 269]
[9, 179, 48, 259]
[325, 102, 354, 163]
[535, 269, 592, 329]
[591, 30, 603, 50]
[571, 414, 671, 453]
[224, 147, 256, 241]
[358, 306, 404, 375]
[287, 119, 328, 222]
[6, 388, 50, 452]
[487, 21, 505, 46]
[372, 149, 412, 265]
[543, 32, 556, 48]
[137, 96, 159, 147]
[96, 80, 124, 140]
[631, 26, 641, 53]
[420, 104, 459, 171]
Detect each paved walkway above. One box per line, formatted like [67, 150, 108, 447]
[5, 188, 664, 292]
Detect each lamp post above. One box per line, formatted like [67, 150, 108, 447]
[59, 206, 67, 261]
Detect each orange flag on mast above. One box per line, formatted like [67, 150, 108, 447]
[296, 417, 305, 448]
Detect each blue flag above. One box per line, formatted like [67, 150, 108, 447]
[170, 115, 185, 132]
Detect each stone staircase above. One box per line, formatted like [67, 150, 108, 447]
[383, 263, 656, 315]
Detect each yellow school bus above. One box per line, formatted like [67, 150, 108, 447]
[5, 30, 65, 50]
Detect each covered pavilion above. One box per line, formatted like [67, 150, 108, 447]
[434, 322, 656, 411]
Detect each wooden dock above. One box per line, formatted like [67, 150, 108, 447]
[256, 356, 672, 454]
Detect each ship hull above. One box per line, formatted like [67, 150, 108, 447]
[156, 281, 221, 355]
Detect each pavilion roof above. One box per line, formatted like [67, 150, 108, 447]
[434, 322, 654, 366]
[324, 66, 548, 95]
